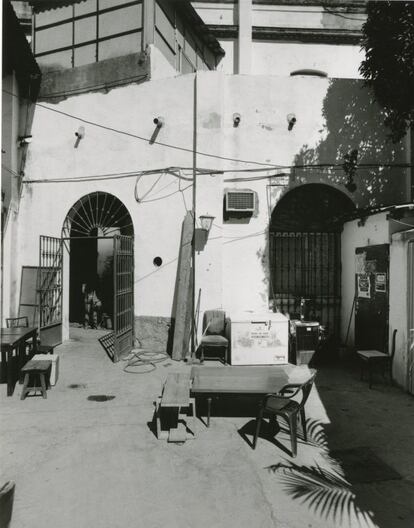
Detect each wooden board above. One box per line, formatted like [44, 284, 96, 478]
[161, 372, 191, 407]
[172, 212, 194, 360]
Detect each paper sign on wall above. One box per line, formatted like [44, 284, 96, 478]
[375, 272, 387, 293]
[357, 273, 371, 298]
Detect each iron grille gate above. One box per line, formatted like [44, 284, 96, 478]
[39, 235, 63, 344]
[113, 235, 134, 361]
[269, 231, 341, 337]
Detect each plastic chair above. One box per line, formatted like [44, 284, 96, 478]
[357, 329, 397, 389]
[199, 310, 230, 364]
[6, 316, 28, 328]
[253, 369, 317, 457]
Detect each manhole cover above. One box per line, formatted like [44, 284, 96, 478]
[331, 447, 402, 483]
[87, 395, 115, 402]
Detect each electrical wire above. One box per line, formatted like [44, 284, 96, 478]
[122, 345, 170, 374]
[389, 218, 414, 228]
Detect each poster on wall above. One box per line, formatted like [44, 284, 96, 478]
[375, 272, 387, 293]
[355, 252, 366, 274]
[357, 273, 371, 298]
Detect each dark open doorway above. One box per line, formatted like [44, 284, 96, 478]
[62, 192, 134, 330]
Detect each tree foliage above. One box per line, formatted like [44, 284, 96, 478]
[360, 1, 414, 142]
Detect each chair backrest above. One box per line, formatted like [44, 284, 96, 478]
[6, 316, 29, 328]
[280, 369, 317, 410]
[298, 370, 317, 410]
[203, 310, 226, 336]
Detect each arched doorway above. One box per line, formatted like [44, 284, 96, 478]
[269, 184, 355, 338]
[62, 192, 134, 329]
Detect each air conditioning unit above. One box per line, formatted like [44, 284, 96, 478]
[225, 190, 255, 212]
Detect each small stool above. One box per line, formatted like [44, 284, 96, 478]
[20, 360, 52, 400]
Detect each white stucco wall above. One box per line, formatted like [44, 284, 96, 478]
[251, 42, 364, 79]
[8, 71, 410, 348]
[389, 229, 414, 391]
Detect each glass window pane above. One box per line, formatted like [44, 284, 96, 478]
[100, 0, 139, 9]
[74, 16, 96, 44]
[99, 32, 142, 61]
[99, 5, 142, 38]
[181, 53, 194, 74]
[37, 50, 72, 71]
[184, 34, 197, 64]
[35, 6, 72, 27]
[75, 0, 97, 16]
[154, 31, 176, 68]
[155, 3, 175, 50]
[36, 23, 72, 54]
[74, 44, 96, 66]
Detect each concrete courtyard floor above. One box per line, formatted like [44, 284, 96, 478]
[1, 328, 414, 528]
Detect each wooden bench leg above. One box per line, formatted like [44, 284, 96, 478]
[40, 373, 47, 399]
[21, 374, 30, 400]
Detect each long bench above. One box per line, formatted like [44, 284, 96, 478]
[155, 372, 196, 442]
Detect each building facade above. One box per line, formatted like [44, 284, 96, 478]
[3, 0, 414, 391]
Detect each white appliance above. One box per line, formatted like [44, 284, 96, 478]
[230, 312, 289, 365]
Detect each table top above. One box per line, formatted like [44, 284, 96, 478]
[1, 327, 37, 347]
[190, 365, 313, 394]
[357, 350, 388, 359]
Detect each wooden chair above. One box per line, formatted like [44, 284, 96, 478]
[0, 481, 15, 528]
[6, 316, 28, 328]
[253, 369, 317, 457]
[199, 310, 230, 364]
[357, 329, 397, 389]
[5, 316, 54, 354]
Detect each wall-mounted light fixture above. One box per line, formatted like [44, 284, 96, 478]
[74, 126, 85, 148]
[153, 116, 165, 128]
[233, 113, 241, 127]
[18, 135, 32, 147]
[287, 113, 297, 131]
[199, 214, 215, 233]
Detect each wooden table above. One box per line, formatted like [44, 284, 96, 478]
[190, 364, 312, 426]
[1, 327, 38, 396]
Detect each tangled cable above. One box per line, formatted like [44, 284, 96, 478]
[122, 347, 170, 374]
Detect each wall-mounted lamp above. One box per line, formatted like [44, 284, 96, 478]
[233, 113, 241, 127]
[287, 113, 297, 131]
[153, 116, 165, 128]
[74, 126, 85, 148]
[18, 135, 32, 146]
[199, 214, 215, 233]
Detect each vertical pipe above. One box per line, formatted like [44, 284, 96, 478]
[191, 73, 197, 355]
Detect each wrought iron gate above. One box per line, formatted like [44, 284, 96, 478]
[39, 235, 63, 345]
[113, 235, 134, 361]
[269, 231, 341, 337]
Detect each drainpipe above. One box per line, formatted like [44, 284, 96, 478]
[191, 73, 197, 356]
[237, 0, 252, 74]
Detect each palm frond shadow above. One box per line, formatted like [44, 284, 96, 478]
[304, 419, 329, 451]
[266, 462, 374, 527]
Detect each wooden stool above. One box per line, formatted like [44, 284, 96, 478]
[20, 360, 52, 400]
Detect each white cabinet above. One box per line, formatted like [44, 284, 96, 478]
[230, 312, 289, 365]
